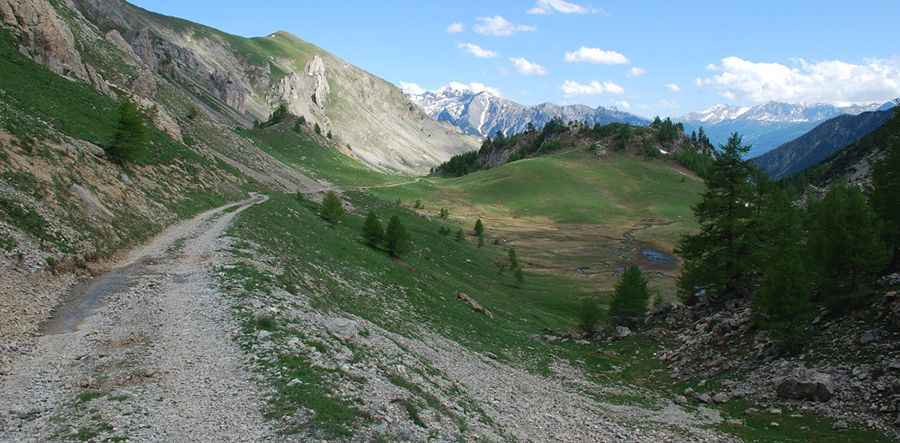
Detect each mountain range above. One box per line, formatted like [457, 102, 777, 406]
[404, 83, 648, 138]
[680, 102, 883, 158]
[752, 109, 895, 179]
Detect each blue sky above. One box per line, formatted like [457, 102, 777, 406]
[131, 0, 900, 118]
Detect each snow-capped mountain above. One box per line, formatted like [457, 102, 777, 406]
[404, 83, 648, 138]
[680, 101, 883, 157]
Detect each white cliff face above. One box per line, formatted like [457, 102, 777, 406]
[406, 84, 648, 137]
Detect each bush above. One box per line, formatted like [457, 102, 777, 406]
[578, 298, 602, 334]
[609, 266, 650, 327]
[320, 191, 345, 225]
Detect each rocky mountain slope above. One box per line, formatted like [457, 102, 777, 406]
[681, 101, 883, 158]
[752, 109, 895, 179]
[406, 83, 648, 138]
[790, 107, 900, 189]
[4, 0, 475, 174]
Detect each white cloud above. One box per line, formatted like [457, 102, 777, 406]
[474, 16, 536, 37]
[697, 56, 900, 105]
[458, 43, 496, 59]
[398, 81, 426, 95]
[447, 22, 464, 33]
[442, 81, 502, 96]
[561, 80, 625, 96]
[527, 0, 590, 14]
[629, 67, 647, 77]
[510, 57, 548, 76]
[665, 83, 681, 92]
[564, 47, 629, 65]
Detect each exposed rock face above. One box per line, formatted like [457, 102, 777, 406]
[0, 0, 86, 80]
[776, 368, 835, 402]
[38, 0, 478, 173]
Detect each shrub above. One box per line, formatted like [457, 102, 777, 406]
[474, 219, 484, 237]
[609, 266, 650, 327]
[578, 298, 602, 334]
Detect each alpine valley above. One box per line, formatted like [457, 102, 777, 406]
[1, 1, 899, 443]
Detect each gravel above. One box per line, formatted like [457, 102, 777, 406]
[0, 195, 273, 442]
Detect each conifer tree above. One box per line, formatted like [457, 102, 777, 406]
[386, 216, 411, 257]
[872, 125, 900, 271]
[609, 266, 650, 327]
[474, 219, 485, 237]
[108, 100, 148, 163]
[807, 184, 887, 311]
[362, 211, 384, 247]
[320, 191, 345, 225]
[752, 190, 812, 347]
[676, 133, 760, 300]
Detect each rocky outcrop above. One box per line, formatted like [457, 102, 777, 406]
[776, 368, 835, 402]
[0, 0, 86, 80]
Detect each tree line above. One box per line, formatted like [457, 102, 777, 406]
[677, 118, 900, 349]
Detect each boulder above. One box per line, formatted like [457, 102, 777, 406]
[776, 368, 834, 402]
[323, 317, 359, 341]
[456, 292, 494, 319]
[614, 326, 632, 338]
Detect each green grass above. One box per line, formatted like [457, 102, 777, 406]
[0, 30, 204, 166]
[228, 192, 597, 373]
[236, 123, 404, 188]
[717, 399, 896, 443]
[377, 150, 702, 227]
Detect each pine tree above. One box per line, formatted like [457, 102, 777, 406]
[386, 216, 411, 257]
[676, 133, 760, 301]
[107, 100, 148, 163]
[314, 123, 322, 135]
[807, 184, 888, 312]
[752, 190, 812, 348]
[474, 219, 485, 237]
[439, 208, 449, 219]
[362, 211, 384, 247]
[872, 128, 900, 271]
[609, 266, 650, 327]
[320, 191, 345, 225]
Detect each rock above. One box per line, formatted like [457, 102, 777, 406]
[287, 378, 303, 387]
[776, 367, 834, 402]
[674, 395, 688, 405]
[322, 317, 359, 341]
[255, 330, 272, 341]
[860, 329, 880, 345]
[614, 326, 632, 338]
[695, 393, 712, 404]
[833, 420, 848, 430]
[768, 408, 782, 415]
[725, 418, 744, 426]
[713, 392, 730, 404]
[456, 292, 494, 319]
[888, 360, 900, 371]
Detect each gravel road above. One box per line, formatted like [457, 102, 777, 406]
[0, 194, 272, 442]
